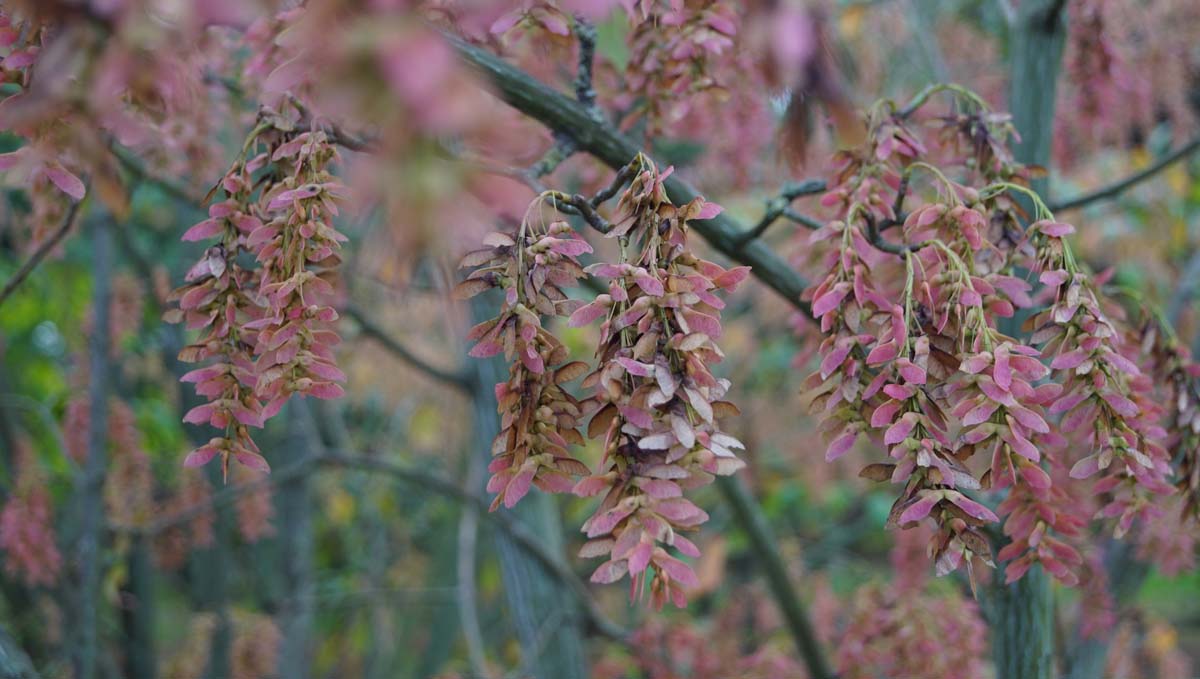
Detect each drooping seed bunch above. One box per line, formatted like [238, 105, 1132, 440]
[168, 107, 347, 478]
[456, 214, 595, 510]
[460, 154, 746, 607]
[803, 85, 1187, 585]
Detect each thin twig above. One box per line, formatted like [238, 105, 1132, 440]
[109, 143, 203, 206]
[781, 208, 824, 232]
[541, 191, 613, 233]
[527, 16, 603, 179]
[446, 31, 815, 315]
[1050, 137, 1200, 212]
[0, 196, 86, 309]
[864, 214, 923, 255]
[319, 451, 629, 642]
[342, 304, 472, 390]
[738, 180, 827, 245]
[529, 140, 576, 179]
[591, 161, 639, 206]
[286, 96, 377, 153]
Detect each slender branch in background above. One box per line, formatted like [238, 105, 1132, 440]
[121, 457, 317, 535]
[74, 216, 112, 679]
[456, 443, 494, 679]
[1049, 137, 1200, 212]
[1167, 247, 1200, 325]
[319, 451, 629, 643]
[115, 450, 629, 643]
[446, 31, 815, 316]
[342, 304, 473, 390]
[529, 141, 577, 179]
[286, 95, 377, 152]
[781, 208, 824, 232]
[109, 143, 203, 206]
[0, 197, 86, 309]
[716, 477, 834, 679]
[739, 179, 827, 245]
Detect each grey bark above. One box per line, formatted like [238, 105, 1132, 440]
[987, 3, 1069, 679]
[74, 215, 113, 679]
[275, 401, 318, 679]
[468, 300, 586, 679]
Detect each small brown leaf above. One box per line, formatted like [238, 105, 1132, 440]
[554, 361, 590, 384]
[453, 278, 494, 300]
[588, 403, 618, 439]
[458, 248, 498, 269]
[858, 463, 895, 482]
[711, 401, 741, 418]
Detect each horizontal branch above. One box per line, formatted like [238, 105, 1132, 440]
[446, 32, 814, 317]
[0, 195, 86, 310]
[1050, 137, 1200, 212]
[342, 304, 473, 391]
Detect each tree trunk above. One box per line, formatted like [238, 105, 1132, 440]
[468, 300, 586, 679]
[983, 567, 1055, 679]
[0, 625, 38, 679]
[120, 534, 157, 679]
[74, 215, 112, 679]
[275, 401, 317, 679]
[990, 3, 1068, 679]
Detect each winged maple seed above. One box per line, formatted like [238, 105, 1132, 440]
[459, 156, 748, 607]
[167, 115, 346, 479]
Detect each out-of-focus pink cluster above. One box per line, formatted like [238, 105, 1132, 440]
[0, 439, 62, 587]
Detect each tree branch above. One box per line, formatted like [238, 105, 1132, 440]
[319, 451, 629, 643]
[342, 304, 473, 390]
[446, 32, 814, 316]
[116, 449, 629, 642]
[0, 197, 86, 309]
[739, 180, 826, 245]
[1049, 137, 1200, 212]
[717, 477, 834, 679]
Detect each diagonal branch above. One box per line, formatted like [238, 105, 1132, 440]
[1050, 137, 1200, 212]
[0, 195, 86, 309]
[342, 304, 473, 391]
[319, 451, 628, 642]
[445, 32, 814, 317]
[116, 449, 630, 643]
[717, 477, 835, 679]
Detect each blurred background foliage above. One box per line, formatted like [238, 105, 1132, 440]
[2, 0, 1200, 677]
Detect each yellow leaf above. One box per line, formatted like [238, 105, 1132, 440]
[327, 485, 356, 525]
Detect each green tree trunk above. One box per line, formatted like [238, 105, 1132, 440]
[991, 3, 1068, 679]
[983, 567, 1055, 679]
[74, 216, 113, 679]
[276, 402, 317, 679]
